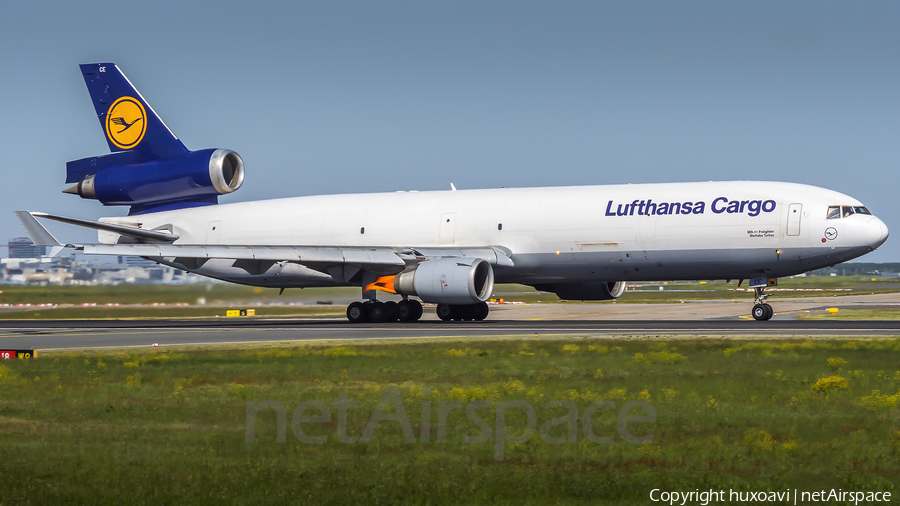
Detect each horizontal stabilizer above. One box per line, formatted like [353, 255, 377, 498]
[30, 212, 179, 243]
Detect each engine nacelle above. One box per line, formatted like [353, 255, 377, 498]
[67, 148, 244, 210]
[533, 281, 626, 301]
[395, 258, 494, 304]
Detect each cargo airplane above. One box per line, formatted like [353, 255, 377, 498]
[15, 63, 889, 322]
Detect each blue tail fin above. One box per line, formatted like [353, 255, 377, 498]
[65, 63, 243, 215]
[79, 63, 188, 160]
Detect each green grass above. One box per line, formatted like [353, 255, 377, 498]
[0, 305, 345, 320]
[1, 338, 899, 504]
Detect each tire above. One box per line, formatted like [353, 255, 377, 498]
[752, 304, 766, 321]
[398, 300, 423, 322]
[436, 304, 455, 321]
[367, 302, 388, 323]
[384, 301, 398, 322]
[457, 304, 475, 321]
[397, 300, 414, 321]
[473, 302, 489, 321]
[752, 304, 772, 321]
[409, 300, 423, 321]
[347, 302, 367, 323]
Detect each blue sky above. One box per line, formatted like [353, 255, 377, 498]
[1, 1, 898, 262]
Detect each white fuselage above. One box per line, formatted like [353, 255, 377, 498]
[107, 181, 888, 288]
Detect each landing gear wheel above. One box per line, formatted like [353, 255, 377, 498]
[751, 284, 774, 322]
[347, 302, 367, 323]
[397, 301, 414, 321]
[383, 301, 399, 322]
[410, 300, 423, 321]
[398, 300, 424, 322]
[752, 304, 772, 321]
[436, 304, 456, 321]
[457, 304, 476, 321]
[367, 302, 388, 323]
[473, 302, 489, 321]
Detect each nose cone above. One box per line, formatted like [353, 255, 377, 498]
[867, 217, 889, 249]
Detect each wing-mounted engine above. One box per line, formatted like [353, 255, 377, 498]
[389, 258, 495, 304]
[533, 281, 626, 301]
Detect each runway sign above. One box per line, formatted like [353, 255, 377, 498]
[0, 350, 37, 359]
[226, 309, 256, 317]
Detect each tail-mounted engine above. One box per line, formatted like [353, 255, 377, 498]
[64, 148, 244, 213]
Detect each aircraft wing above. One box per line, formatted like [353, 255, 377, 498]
[15, 211, 514, 276]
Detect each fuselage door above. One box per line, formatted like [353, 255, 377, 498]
[786, 203, 802, 236]
[439, 213, 456, 244]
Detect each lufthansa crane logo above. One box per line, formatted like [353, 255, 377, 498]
[105, 96, 146, 149]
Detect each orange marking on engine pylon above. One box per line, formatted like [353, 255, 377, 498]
[364, 275, 397, 294]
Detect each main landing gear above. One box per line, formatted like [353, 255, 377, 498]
[344, 299, 490, 323]
[751, 286, 774, 321]
[436, 302, 490, 322]
[346, 299, 424, 324]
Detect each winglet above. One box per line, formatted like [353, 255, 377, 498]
[14, 211, 62, 247]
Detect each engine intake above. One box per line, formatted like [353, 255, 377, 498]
[395, 258, 494, 304]
[209, 149, 244, 194]
[533, 281, 626, 301]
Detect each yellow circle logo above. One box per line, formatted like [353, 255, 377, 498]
[105, 96, 146, 149]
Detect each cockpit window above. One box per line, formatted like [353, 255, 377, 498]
[828, 205, 871, 219]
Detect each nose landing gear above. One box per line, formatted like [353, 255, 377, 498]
[751, 286, 774, 321]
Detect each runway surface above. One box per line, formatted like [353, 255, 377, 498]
[1, 317, 899, 353]
[2, 294, 898, 352]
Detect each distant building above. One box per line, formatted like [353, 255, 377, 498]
[8, 237, 46, 259]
